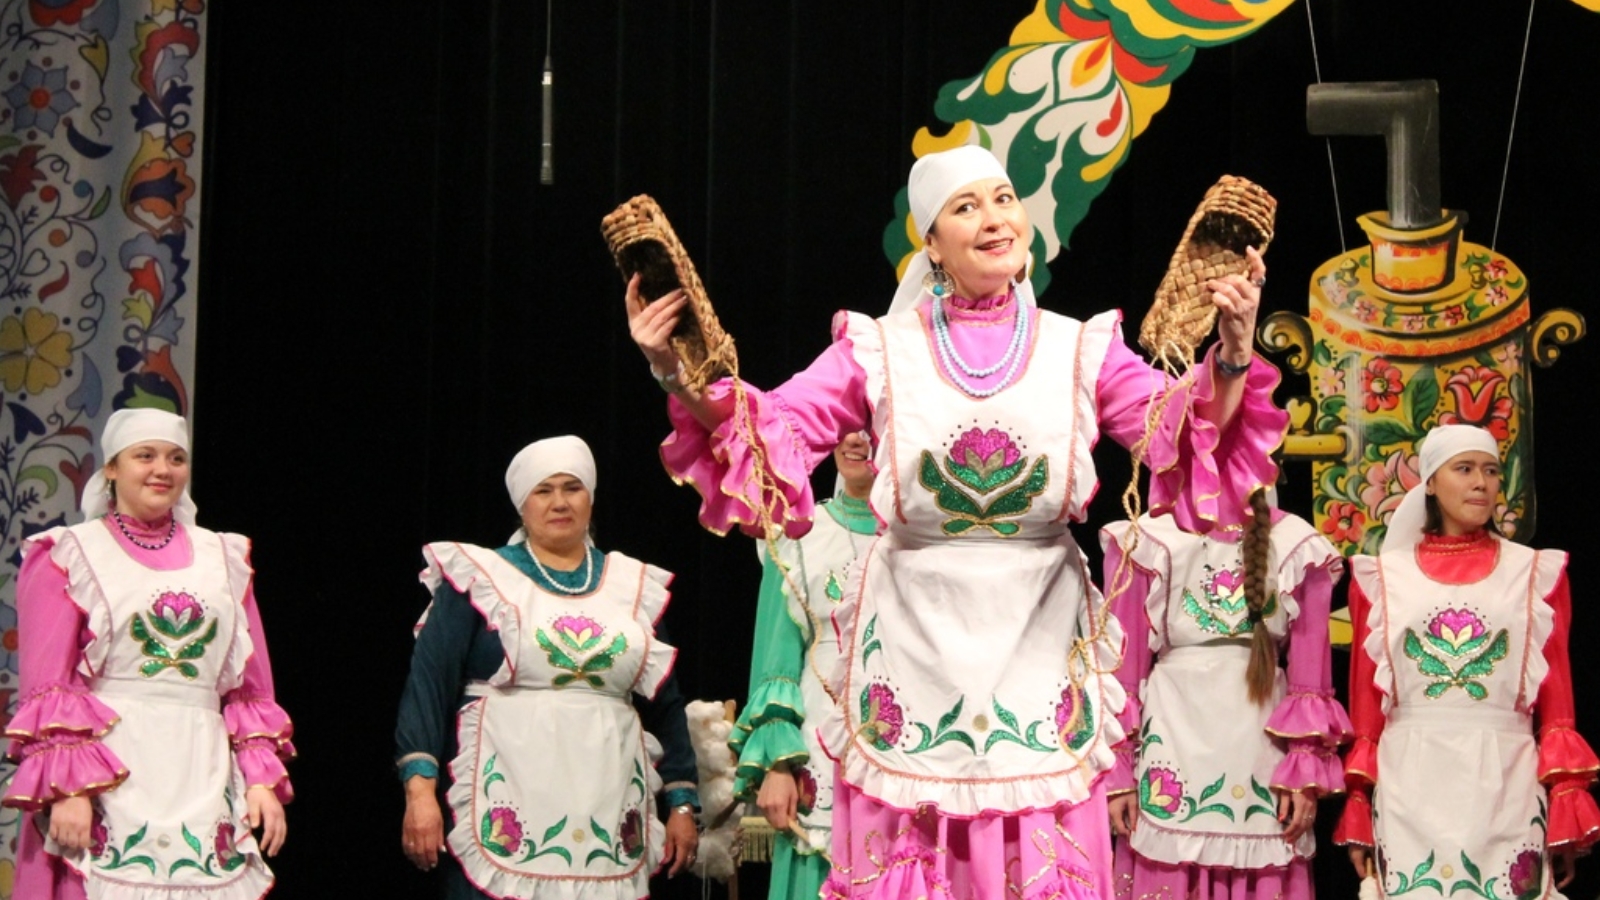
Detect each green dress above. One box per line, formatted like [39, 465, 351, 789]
[732, 494, 876, 900]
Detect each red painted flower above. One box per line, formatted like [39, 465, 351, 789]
[1439, 366, 1512, 440]
[1441, 305, 1465, 326]
[1485, 284, 1510, 307]
[1360, 359, 1405, 413]
[1321, 502, 1365, 544]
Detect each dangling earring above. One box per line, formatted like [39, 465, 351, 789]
[922, 261, 955, 299]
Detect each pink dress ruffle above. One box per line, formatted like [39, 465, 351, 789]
[823, 777, 1108, 900]
[1145, 348, 1287, 535]
[4, 683, 129, 809]
[1271, 742, 1344, 795]
[661, 380, 827, 539]
[5, 735, 129, 811]
[224, 696, 297, 802]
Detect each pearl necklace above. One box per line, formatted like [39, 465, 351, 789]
[110, 511, 177, 550]
[930, 296, 1031, 398]
[526, 542, 597, 594]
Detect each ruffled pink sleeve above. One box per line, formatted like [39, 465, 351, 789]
[3, 532, 128, 811]
[1265, 559, 1353, 796]
[1101, 527, 1155, 796]
[222, 583, 296, 804]
[1098, 340, 1287, 533]
[658, 332, 870, 539]
[1531, 571, 1600, 850]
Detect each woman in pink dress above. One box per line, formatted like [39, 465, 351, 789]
[1102, 490, 1349, 900]
[3, 408, 294, 900]
[623, 145, 1284, 899]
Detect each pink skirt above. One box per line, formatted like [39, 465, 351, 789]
[1113, 838, 1313, 900]
[821, 774, 1113, 900]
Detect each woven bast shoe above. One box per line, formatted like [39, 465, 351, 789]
[602, 194, 737, 394]
[1139, 175, 1277, 369]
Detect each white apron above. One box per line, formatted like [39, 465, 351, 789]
[1106, 514, 1336, 869]
[47, 522, 271, 900]
[822, 307, 1127, 816]
[422, 544, 676, 900]
[1353, 541, 1563, 900]
[767, 504, 870, 853]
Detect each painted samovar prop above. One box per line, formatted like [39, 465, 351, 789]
[1260, 81, 1584, 556]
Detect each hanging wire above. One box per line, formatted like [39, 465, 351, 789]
[1303, 0, 1346, 252]
[1491, 0, 1537, 251]
[540, 0, 554, 184]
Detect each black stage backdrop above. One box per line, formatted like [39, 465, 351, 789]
[193, 2, 1600, 897]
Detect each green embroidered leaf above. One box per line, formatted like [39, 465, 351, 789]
[543, 846, 573, 864]
[536, 630, 581, 671]
[123, 855, 158, 875]
[1448, 880, 1482, 897]
[124, 823, 147, 853]
[543, 816, 569, 844]
[991, 698, 1021, 734]
[141, 637, 172, 660]
[1023, 721, 1055, 752]
[946, 456, 1026, 495]
[483, 754, 497, 776]
[176, 619, 219, 660]
[1456, 631, 1509, 681]
[1459, 852, 1482, 886]
[1414, 879, 1445, 894]
[1424, 681, 1454, 699]
[936, 697, 965, 735]
[553, 673, 578, 687]
[139, 660, 167, 678]
[862, 616, 881, 665]
[943, 519, 976, 536]
[984, 729, 1025, 753]
[1245, 804, 1276, 820]
[589, 818, 612, 847]
[182, 823, 202, 857]
[1196, 774, 1227, 804]
[130, 615, 153, 642]
[979, 458, 1048, 520]
[168, 858, 205, 877]
[919, 451, 982, 519]
[1183, 802, 1237, 822]
[933, 729, 976, 753]
[988, 521, 1021, 536]
[586, 847, 619, 866]
[1413, 852, 1436, 887]
[484, 772, 506, 796]
[177, 662, 199, 679]
[1464, 681, 1488, 701]
[1403, 631, 1454, 678]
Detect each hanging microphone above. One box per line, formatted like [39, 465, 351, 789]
[540, 54, 554, 185]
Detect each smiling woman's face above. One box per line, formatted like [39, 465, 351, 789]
[106, 440, 189, 521]
[924, 177, 1030, 301]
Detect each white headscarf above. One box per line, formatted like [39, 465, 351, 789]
[1381, 424, 1500, 555]
[506, 436, 597, 545]
[82, 408, 197, 524]
[887, 145, 1037, 315]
